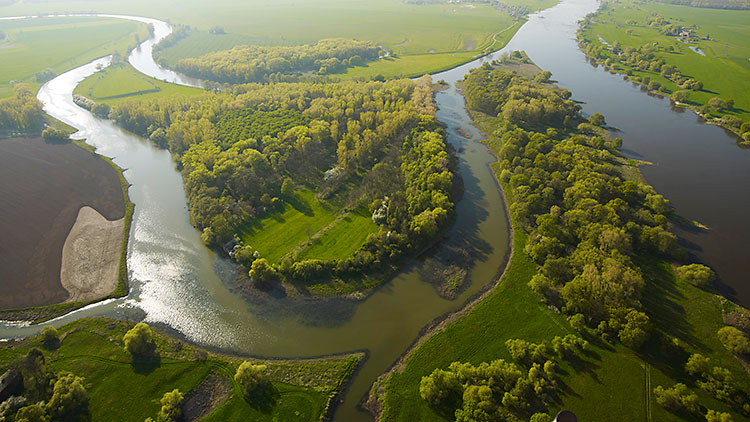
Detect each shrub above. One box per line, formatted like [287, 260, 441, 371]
[40, 326, 59, 349]
[676, 264, 715, 288]
[717, 326, 750, 355]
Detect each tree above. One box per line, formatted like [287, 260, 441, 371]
[248, 258, 277, 283]
[653, 383, 700, 414]
[705, 409, 733, 422]
[123, 322, 157, 357]
[589, 112, 606, 126]
[280, 177, 295, 197]
[717, 326, 750, 355]
[672, 90, 690, 103]
[40, 326, 59, 349]
[156, 389, 183, 422]
[708, 97, 725, 112]
[420, 369, 459, 405]
[618, 310, 651, 349]
[41, 127, 69, 141]
[91, 103, 111, 119]
[530, 414, 551, 422]
[46, 373, 89, 421]
[676, 264, 715, 288]
[15, 404, 48, 422]
[535, 70, 552, 83]
[235, 362, 269, 398]
[685, 353, 711, 376]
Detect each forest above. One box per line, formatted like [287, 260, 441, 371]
[158, 38, 382, 84]
[108, 75, 456, 284]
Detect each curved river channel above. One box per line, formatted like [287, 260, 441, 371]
[2, 0, 749, 420]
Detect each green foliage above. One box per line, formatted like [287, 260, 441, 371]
[706, 409, 734, 422]
[40, 326, 59, 350]
[122, 322, 156, 357]
[14, 404, 48, 422]
[41, 127, 70, 141]
[0, 84, 44, 133]
[173, 38, 380, 83]
[235, 362, 269, 398]
[155, 389, 183, 422]
[46, 372, 89, 421]
[717, 326, 750, 355]
[248, 258, 278, 283]
[589, 112, 606, 127]
[653, 383, 700, 415]
[676, 264, 716, 288]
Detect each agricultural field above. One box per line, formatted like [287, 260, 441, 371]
[0, 16, 148, 98]
[579, 0, 750, 124]
[2, 0, 558, 80]
[0, 138, 125, 310]
[73, 63, 202, 104]
[0, 318, 360, 422]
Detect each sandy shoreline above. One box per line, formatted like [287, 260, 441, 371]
[60, 206, 124, 303]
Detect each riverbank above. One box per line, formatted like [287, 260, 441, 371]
[0, 137, 133, 323]
[0, 317, 363, 421]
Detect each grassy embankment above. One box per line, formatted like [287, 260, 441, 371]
[373, 67, 750, 421]
[73, 62, 202, 104]
[579, 0, 750, 135]
[0, 16, 149, 98]
[0, 318, 361, 421]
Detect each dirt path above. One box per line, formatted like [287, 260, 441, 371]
[60, 206, 124, 303]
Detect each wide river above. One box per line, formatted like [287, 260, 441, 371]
[1, 0, 749, 420]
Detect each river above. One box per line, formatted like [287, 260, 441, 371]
[1, 0, 749, 420]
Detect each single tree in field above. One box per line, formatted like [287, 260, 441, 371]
[123, 322, 157, 357]
[717, 326, 750, 355]
[235, 362, 269, 399]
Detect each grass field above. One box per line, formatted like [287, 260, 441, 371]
[0, 318, 360, 422]
[297, 206, 378, 261]
[0, 16, 148, 98]
[1, 0, 558, 80]
[73, 62, 203, 105]
[376, 116, 750, 421]
[581, 0, 750, 122]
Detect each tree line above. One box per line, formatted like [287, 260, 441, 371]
[157, 38, 382, 84]
[107, 75, 456, 282]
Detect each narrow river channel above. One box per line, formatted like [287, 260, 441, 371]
[1, 0, 749, 419]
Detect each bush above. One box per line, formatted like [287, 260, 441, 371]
[123, 322, 157, 356]
[717, 326, 750, 355]
[46, 373, 89, 421]
[41, 127, 69, 141]
[676, 264, 715, 288]
[235, 362, 269, 398]
[40, 326, 59, 349]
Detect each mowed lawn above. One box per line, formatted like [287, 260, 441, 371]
[585, 1, 750, 121]
[297, 206, 378, 261]
[0, 16, 148, 97]
[73, 63, 203, 105]
[237, 189, 338, 264]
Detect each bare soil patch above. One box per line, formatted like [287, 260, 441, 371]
[0, 137, 125, 309]
[181, 374, 232, 421]
[60, 206, 123, 303]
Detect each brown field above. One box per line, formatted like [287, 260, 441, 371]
[0, 137, 125, 309]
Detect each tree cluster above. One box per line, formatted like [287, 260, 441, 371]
[0, 84, 45, 134]
[108, 75, 454, 283]
[464, 66, 679, 348]
[685, 354, 749, 414]
[166, 38, 381, 83]
[419, 336, 587, 421]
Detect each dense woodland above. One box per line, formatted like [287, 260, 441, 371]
[108, 75, 456, 282]
[0, 84, 45, 134]
[465, 63, 678, 348]
[160, 38, 382, 84]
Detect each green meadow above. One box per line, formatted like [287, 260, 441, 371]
[582, 0, 750, 122]
[237, 189, 377, 265]
[73, 62, 202, 104]
[377, 116, 750, 422]
[2, 0, 557, 80]
[0, 16, 148, 98]
[0, 318, 358, 422]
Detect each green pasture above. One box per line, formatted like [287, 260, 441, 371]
[0, 16, 148, 98]
[0, 318, 356, 422]
[296, 206, 378, 261]
[73, 63, 203, 105]
[584, 1, 750, 121]
[2, 0, 559, 79]
[378, 118, 750, 421]
[238, 189, 338, 264]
